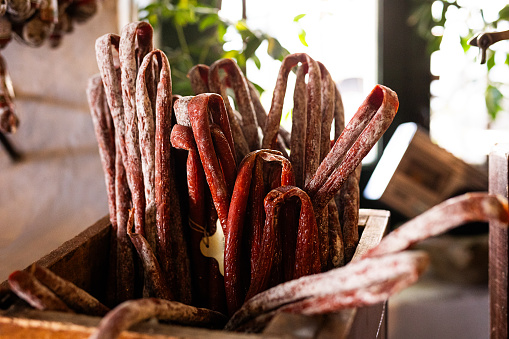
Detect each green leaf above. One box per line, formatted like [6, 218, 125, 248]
[217, 22, 226, 42]
[147, 13, 159, 27]
[460, 36, 471, 53]
[199, 14, 219, 31]
[499, 5, 509, 21]
[161, 5, 174, 18]
[243, 37, 262, 59]
[294, 14, 306, 22]
[178, 0, 189, 9]
[236, 52, 246, 68]
[235, 20, 249, 32]
[485, 84, 503, 121]
[298, 29, 308, 47]
[267, 37, 289, 60]
[251, 54, 261, 69]
[142, 3, 162, 14]
[487, 52, 496, 71]
[250, 81, 264, 96]
[427, 35, 442, 54]
[223, 50, 239, 59]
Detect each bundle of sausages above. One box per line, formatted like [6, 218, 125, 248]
[90, 20, 397, 312]
[6, 21, 509, 339]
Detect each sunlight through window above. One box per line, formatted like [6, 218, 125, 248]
[221, 0, 379, 163]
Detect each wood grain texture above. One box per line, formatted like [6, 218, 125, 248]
[489, 144, 509, 339]
[0, 210, 388, 339]
[0, 216, 111, 302]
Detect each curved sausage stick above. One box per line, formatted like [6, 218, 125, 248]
[224, 152, 258, 315]
[89, 298, 228, 339]
[307, 85, 399, 212]
[241, 252, 426, 332]
[280, 267, 420, 315]
[171, 124, 225, 312]
[152, 54, 192, 304]
[119, 21, 153, 236]
[170, 123, 206, 274]
[207, 61, 249, 163]
[257, 151, 295, 186]
[31, 265, 110, 316]
[95, 34, 125, 153]
[247, 81, 290, 157]
[8, 270, 72, 312]
[207, 94, 235, 155]
[246, 185, 320, 302]
[174, 97, 218, 305]
[290, 65, 307, 188]
[87, 74, 122, 303]
[250, 151, 294, 271]
[262, 53, 321, 156]
[243, 187, 285, 302]
[187, 64, 210, 94]
[225, 251, 429, 331]
[127, 209, 173, 301]
[290, 60, 327, 269]
[136, 50, 159, 250]
[95, 34, 135, 303]
[209, 58, 260, 151]
[188, 93, 236, 231]
[327, 199, 344, 268]
[174, 95, 192, 127]
[318, 62, 335, 162]
[224, 150, 293, 315]
[331, 83, 360, 265]
[302, 61, 322, 187]
[139, 50, 167, 259]
[115, 139, 135, 303]
[339, 164, 361, 263]
[210, 124, 237, 194]
[249, 156, 267, 277]
[363, 193, 509, 259]
[87, 74, 116, 229]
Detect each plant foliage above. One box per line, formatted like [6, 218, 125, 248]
[409, 1, 509, 122]
[139, 0, 291, 96]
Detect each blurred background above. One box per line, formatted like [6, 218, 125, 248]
[1, 0, 507, 337]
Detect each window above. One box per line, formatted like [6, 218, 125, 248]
[220, 0, 379, 163]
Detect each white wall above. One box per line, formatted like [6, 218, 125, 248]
[0, 0, 119, 281]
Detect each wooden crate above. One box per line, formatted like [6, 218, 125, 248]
[489, 144, 509, 339]
[0, 209, 389, 339]
[365, 122, 487, 218]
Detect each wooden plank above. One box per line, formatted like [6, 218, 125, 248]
[346, 211, 390, 339]
[0, 216, 111, 302]
[0, 310, 268, 339]
[0, 209, 389, 339]
[353, 210, 390, 259]
[489, 144, 509, 339]
[347, 303, 386, 339]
